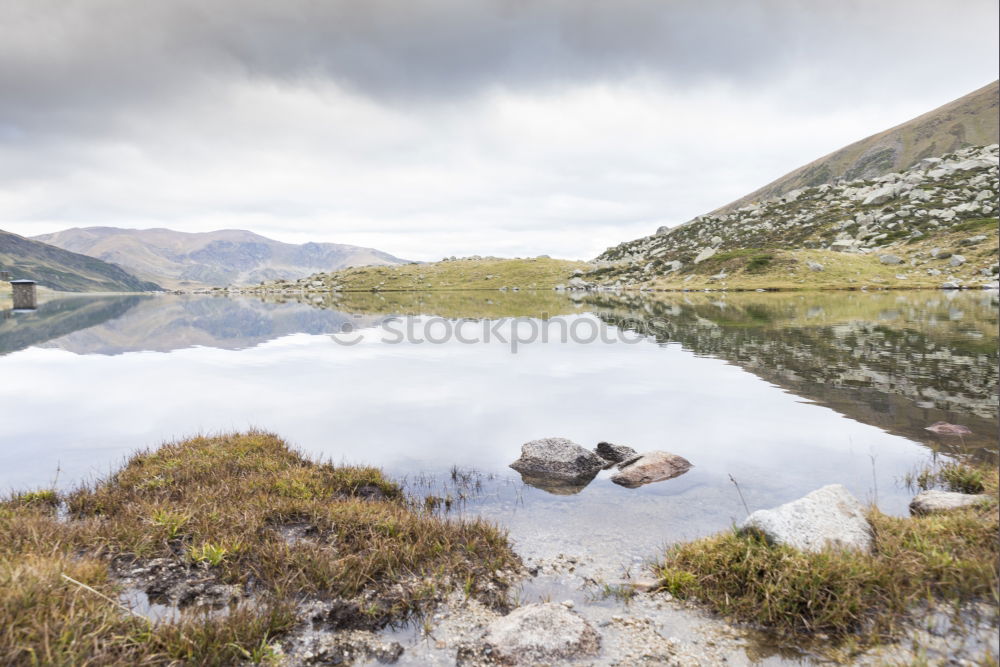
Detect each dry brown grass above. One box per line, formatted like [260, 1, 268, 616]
[654, 463, 999, 655]
[0, 431, 519, 665]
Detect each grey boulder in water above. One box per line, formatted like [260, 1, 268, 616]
[594, 441, 639, 464]
[509, 437, 606, 484]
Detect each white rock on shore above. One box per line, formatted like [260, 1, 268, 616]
[909, 490, 992, 515]
[739, 484, 873, 553]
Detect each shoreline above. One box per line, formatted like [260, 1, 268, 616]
[3, 431, 996, 665]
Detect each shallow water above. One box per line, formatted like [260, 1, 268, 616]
[1, 289, 997, 660]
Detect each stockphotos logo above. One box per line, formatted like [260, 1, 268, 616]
[330, 313, 672, 353]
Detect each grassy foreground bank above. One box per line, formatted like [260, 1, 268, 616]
[0, 432, 518, 665]
[654, 462, 999, 657]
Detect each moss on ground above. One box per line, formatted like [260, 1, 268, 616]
[0, 431, 518, 665]
[653, 462, 999, 656]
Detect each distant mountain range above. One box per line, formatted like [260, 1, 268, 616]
[714, 80, 999, 214]
[32, 227, 410, 290]
[1, 229, 162, 293]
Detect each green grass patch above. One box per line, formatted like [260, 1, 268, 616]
[686, 248, 778, 276]
[905, 460, 995, 495]
[745, 253, 775, 273]
[950, 217, 999, 234]
[10, 488, 59, 508]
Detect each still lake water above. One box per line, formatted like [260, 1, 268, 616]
[0, 289, 997, 574]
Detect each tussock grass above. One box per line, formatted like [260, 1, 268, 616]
[0, 431, 519, 665]
[653, 464, 999, 652]
[0, 513, 298, 665]
[905, 460, 997, 496]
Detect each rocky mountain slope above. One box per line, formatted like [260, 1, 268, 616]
[715, 80, 999, 214]
[0, 229, 162, 292]
[33, 227, 409, 290]
[592, 144, 998, 290]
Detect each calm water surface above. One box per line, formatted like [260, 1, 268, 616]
[1, 289, 997, 572]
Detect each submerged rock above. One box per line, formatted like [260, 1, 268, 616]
[509, 438, 606, 485]
[909, 490, 992, 515]
[610, 451, 692, 488]
[288, 629, 404, 664]
[924, 421, 973, 436]
[594, 441, 639, 464]
[482, 603, 601, 664]
[739, 484, 873, 553]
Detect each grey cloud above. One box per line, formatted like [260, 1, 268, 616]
[1, 0, 997, 261]
[3, 0, 997, 131]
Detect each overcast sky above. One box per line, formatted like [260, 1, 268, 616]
[1, 1, 997, 261]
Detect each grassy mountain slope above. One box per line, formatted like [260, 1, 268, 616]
[32, 227, 409, 290]
[227, 256, 588, 294]
[0, 229, 161, 293]
[714, 81, 998, 214]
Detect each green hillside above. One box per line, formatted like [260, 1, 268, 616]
[0, 229, 161, 293]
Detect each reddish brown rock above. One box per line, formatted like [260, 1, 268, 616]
[610, 451, 692, 488]
[924, 422, 972, 436]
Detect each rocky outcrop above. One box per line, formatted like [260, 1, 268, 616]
[509, 438, 606, 489]
[610, 451, 692, 488]
[482, 603, 601, 664]
[594, 441, 638, 464]
[909, 490, 992, 515]
[739, 484, 873, 553]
